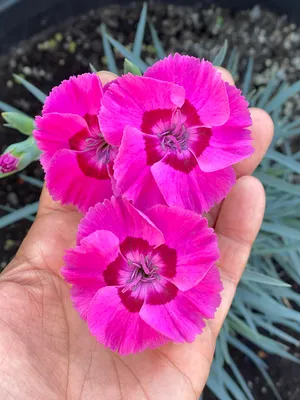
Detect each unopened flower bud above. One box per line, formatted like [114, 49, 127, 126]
[0, 152, 18, 173]
[0, 137, 41, 177]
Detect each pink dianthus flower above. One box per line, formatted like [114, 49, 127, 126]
[33, 73, 117, 213]
[62, 197, 222, 355]
[100, 54, 253, 213]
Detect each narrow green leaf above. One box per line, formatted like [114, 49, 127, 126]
[285, 119, 300, 131]
[231, 52, 240, 80]
[228, 336, 267, 368]
[255, 171, 300, 195]
[2, 112, 35, 135]
[0, 101, 28, 115]
[261, 222, 300, 241]
[0, 205, 35, 222]
[124, 59, 142, 75]
[13, 74, 47, 103]
[277, 319, 300, 334]
[226, 47, 236, 72]
[257, 76, 280, 109]
[252, 242, 300, 255]
[223, 370, 248, 400]
[249, 87, 264, 106]
[133, 2, 147, 57]
[213, 39, 228, 67]
[229, 314, 300, 363]
[219, 323, 231, 364]
[242, 58, 254, 96]
[233, 298, 258, 332]
[105, 33, 148, 72]
[19, 173, 44, 188]
[99, 24, 118, 75]
[265, 149, 300, 173]
[148, 19, 165, 59]
[228, 337, 282, 400]
[228, 359, 255, 400]
[242, 270, 291, 287]
[252, 317, 300, 347]
[281, 127, 300, 139]
[214, 343, 226, 392]
[0, 202, 39, 228]
[238, 286, 300, 322]
[273, 254, 300, 285]
[89, 63, 98, 73]
[226, 47, 240, 79]
[207, 372, 232, 400]
[255, 365, 282, 400]
[266, 81, 300, 113]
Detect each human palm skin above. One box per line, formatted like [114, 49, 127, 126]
[0, 69, 273, 400]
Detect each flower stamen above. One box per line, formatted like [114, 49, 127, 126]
[122, 254, 159, 293]
[158, 108, 189, 152]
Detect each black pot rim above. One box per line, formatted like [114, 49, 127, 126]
[0, 0, 299, 54]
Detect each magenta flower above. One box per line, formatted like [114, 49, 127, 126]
[100, 54, 253, 213]
[0, 153, 18, 173]
[62, 197, 222, 355]
[33, 73, 117, 213]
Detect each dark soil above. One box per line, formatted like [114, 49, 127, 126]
[0, 2, 300, 399]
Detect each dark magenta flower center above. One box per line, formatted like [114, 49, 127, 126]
[158, 110, 189, 152]
[84, 136, 111, 164]
[141, 101, 212, 159]
[69, 114, 115, 179]
[104, 237, 177, 302]
[122, 254, 160, 293]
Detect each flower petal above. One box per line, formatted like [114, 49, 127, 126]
[76, 148, 109, 180]
[34, 113, 89, 171]
[151, 151, 236, 213]
[146, 205, 219, 291]
[87, 286, 169, 355]
[183, 265, 223, 319]
[224, 83, 252, 127]
[103, 237, 156, 288]
[63, 230, 120, 284]
[140, 279, 206, 343]
[114, 126, 165, 210]
[77, 197, 164, 246]
[198, 129, 253, 172]
[62, 230, 120, 319]
[100, 75, 186, 146]
[145, 54, 229, 126]
[43, 73, 103, 116]
[198, 84, 253, 172]
[46, 149, 113, 213]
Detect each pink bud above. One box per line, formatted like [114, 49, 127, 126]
[0, 153, 18, 173]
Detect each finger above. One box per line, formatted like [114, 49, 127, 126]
[96, 70, 118, 85]
[210, 176, 266, 335]
[217, 66, 234, 85]
[37, 185, 79, 217]
[37, 71, 117, 217]
[206, 107, 273, 228]
[157, 176, 265, 397]
[235, 108, 274, 178]
[216, 68, 274, 179]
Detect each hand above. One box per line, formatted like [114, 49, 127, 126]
[0, 69, 273, 400]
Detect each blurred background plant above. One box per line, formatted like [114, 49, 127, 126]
[1, 2, 300, 399]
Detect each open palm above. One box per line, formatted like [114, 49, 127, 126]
[0, 69, 273, 400]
